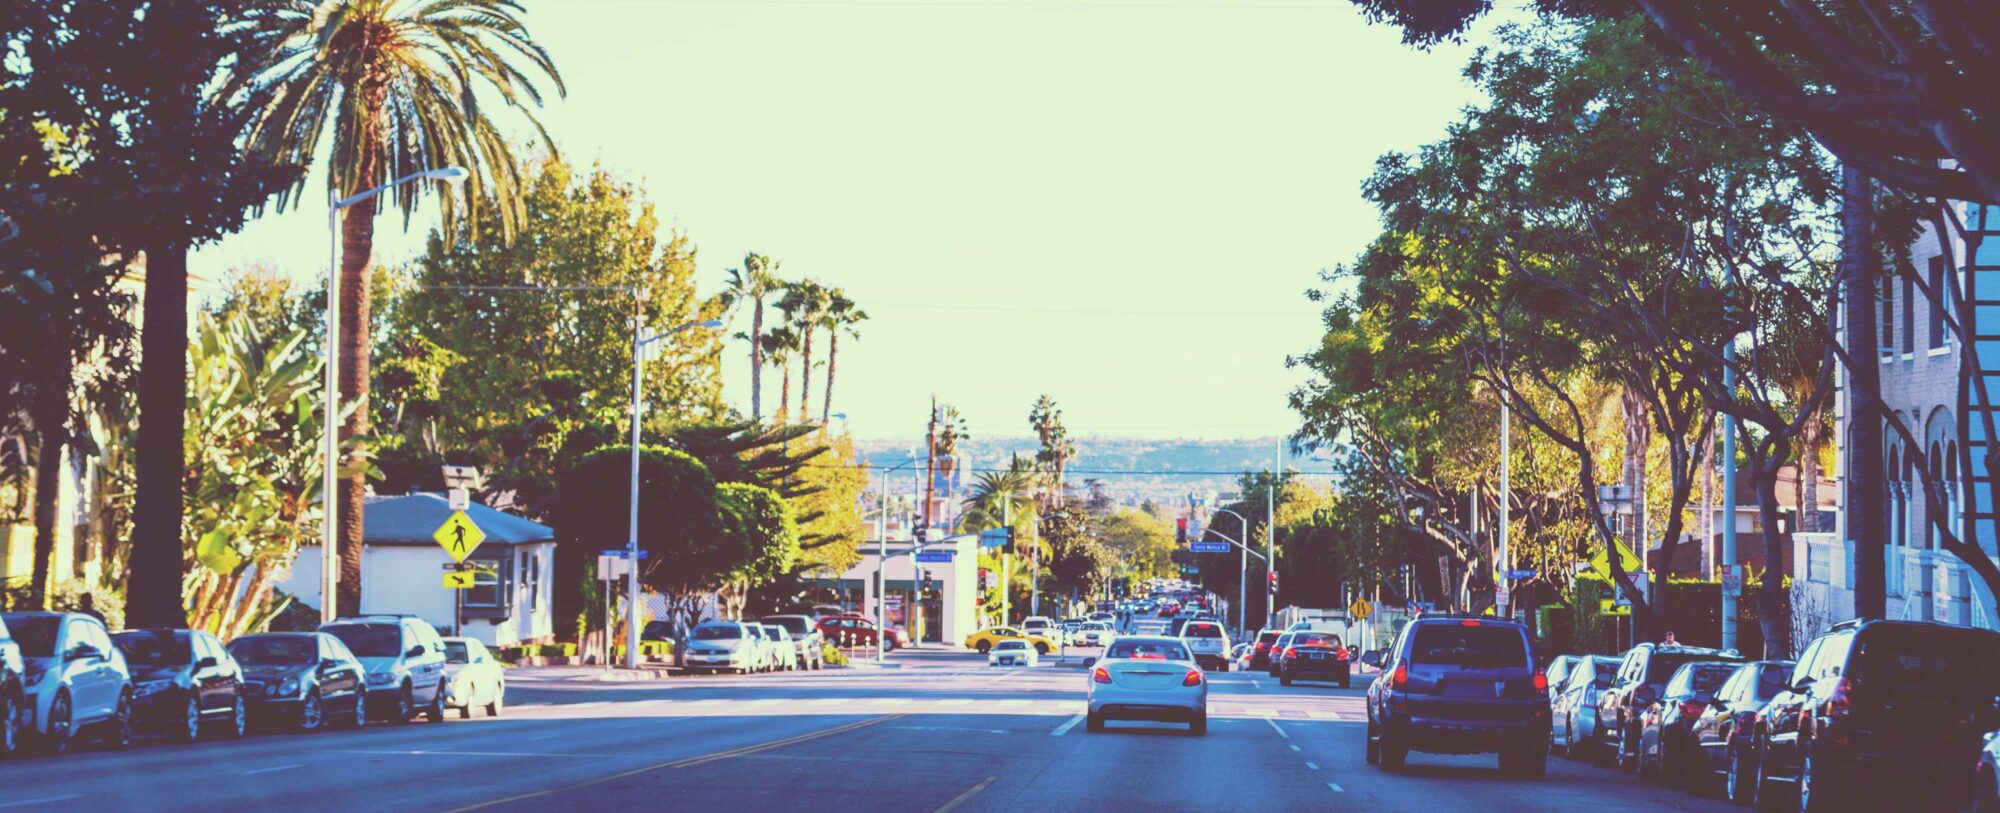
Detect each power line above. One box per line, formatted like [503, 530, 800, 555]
[869, 301, 1303, 318]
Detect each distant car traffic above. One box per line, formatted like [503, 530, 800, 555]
[963, 626, 1054, 655]
[1178, 620, 1229, 672]
[989, 639, 1038, 667]
[1365, 615, 1548, 777]
[112, 628, 247, 742]
[683, 621, 760, 674]
[1086, 636, 1206, 735]
[320, 615, 449, 724]
[1543, 655, 1580, 704]
[1075, 622, 1113, 647]
[440, 637, 506, 718]
[1248, 630, 1281, 671]
[3, 611, 132, 754]
[761, 625, 800, 672]
[1276, 630, 1349, 688]
[1266, 632, 1298, 677]
[819, 616, 906, 651]
[228, 632, 367, 733]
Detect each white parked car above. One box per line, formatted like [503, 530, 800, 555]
[1086, 636, 1206, 735]
[1076, 622, 1114, 647]
[1, 611, 133, 753]
[1021, 616, 1055, 639]
[762, 615, 825, 670]
[989, 639, 1039, 667]
[440, 637, 505, 718]
[681, 622, 761, 674]
[761, 625, 800, 672]
[742, 623, 777, 673]
[1179, 620, 1230, 672]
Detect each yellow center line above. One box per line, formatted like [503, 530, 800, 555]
[931, 776, 998, 813]
[444, 714, 903, 813]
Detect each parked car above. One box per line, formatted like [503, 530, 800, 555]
[1978, 728, 2000, 813]
[227, 632, 367, 732]
[742, 623, 775, 672]
[1179, 620, 1230, 672]
[440, 637, 505, 718]
[111, 628, 246, 742]
[320, 615, 449, 724]
[962, 626, 1054, 655]
[0, 613, 23, 757]
[764, 615, 826, 670]
[1021, 616, 1055, 638]
[2, 611, 132, 754]
[1597, 643, 1743, 769]
[1248, 630, 1282, 672]
[1543, 655, 1581, 704]
[1085, 636, 1206, 735]
[1276, 630, 1349, 688]
[1266, 632, 1298, 677]
[820, 616, 906, 651]
[1686, 659, 1793, 802]
[1634, 659, 1741, 785]
[1749, 619, 2000, 812]
[1551, 654, 1617, 757]
[682, 621, 759, 674]
[1364, 615, 1549, 777]
[989, 639, 1039, 667]
[762, 625, 800, 672]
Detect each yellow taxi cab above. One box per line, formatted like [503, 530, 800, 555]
[963, 626, 1056, 655]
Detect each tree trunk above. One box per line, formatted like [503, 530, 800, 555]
[1797, 417, 1823, 534]
[230, 563, 279, 640]
[777, 359, 792, 424]
[129, 242, 190, 628]
[30, 400, 63, 611]
[822, 331, 839, 424]
[335, 89, 390, 619]
[1755, 462, 1795, 658]
[1621, 386, 1657, 641]
[1841, 164, 1887, 620]
[749, 299, 764, 422]
[797, 325, 815, 424]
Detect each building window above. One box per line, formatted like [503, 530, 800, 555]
[1881, 277, 1895, 354]
[1930, 256, 1948, 348]
[1903, 272, 1915, 353]
[464, 557, 503, 607]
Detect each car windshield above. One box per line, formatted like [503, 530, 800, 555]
[1754, 664, 1793, 699]
[1669, 663, 1737, 696]
[1107, 640, 1191, 661]
[1409, 623, 1528, 668]
[1594, 661, 1618, 683]
[1257, 632, 1280, 645]
[112, 630, 191, 666]
[445, 641, 470, 664]
[1183, 624, 1222, 638]
[3, 615, 59, 657]
[1648, 652, 1733, 684]
[767, 617, 811, 635]
[692, 624, 741, 640]
[1294, 632, 1342, 647]
[230, 636, 317, 666]
[324, 623, 402, 658]
[763, 626, 787, 639]
[995, 641, 1028, 650]
[1854, 627, 2000, 687]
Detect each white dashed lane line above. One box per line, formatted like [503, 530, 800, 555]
[1326, 782, 1345, 793]
[243, 763, 305, 776]
[1050, 713, 1086, 736]
[1305, 762, 1318, 771]
[1265, 718, 1289, 739]
[0, 795, 84, 809]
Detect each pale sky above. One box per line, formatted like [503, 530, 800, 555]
[190, 0, 1499, 442]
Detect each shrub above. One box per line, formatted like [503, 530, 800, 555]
[821, 643, 848, 667]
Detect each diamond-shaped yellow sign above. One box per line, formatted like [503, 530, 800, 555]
[434, 510, 486, 563]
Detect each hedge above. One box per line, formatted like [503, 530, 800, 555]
[1537, 573, 1784, 658]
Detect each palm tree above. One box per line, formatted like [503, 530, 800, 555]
[776, 280, 830, 423]
[960, 456, 1038, 536]
[762, 327, 800, 422]
[232, 0, 564, 616]
[818, 289, 867, 423]
[722, 253, 780, 422]
[1028, 394, 1075, 498]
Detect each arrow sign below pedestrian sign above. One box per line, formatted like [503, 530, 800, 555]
[434, 511, 486, 563]
[443, 571, 477, 589]
[1189, 541, 1231, 554]
[915, 551, 953, 563]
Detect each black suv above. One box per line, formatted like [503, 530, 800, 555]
[1748, 619, 2000, 812]
[1596, 643, 1743, 769]
[1365, 615, 1550, 777]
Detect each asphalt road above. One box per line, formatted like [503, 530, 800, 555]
[0, 648, 1744, 812]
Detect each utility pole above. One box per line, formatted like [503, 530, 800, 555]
[923, 396, 939, 542]
[1722, 345, 1739, 653]
[1002, 496, 1012, 625]
[1267, 438, 1278, 629]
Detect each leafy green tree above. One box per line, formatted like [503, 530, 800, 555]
[960, 456, 1039, 554]
[1027, 395, 1076, 500]
[1095, 509, 1177, 583]
[716, 483, 799, 617]
[550, 446, 725, 639]
[1040, 504, 1109, 606]
[232, 0, 564, 617]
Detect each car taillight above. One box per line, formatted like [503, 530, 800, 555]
[1335, 648, 1349, 660]
[1533, 673, 1548, 691]
[1283, 647, 1296, 658]
[1392, 665, 1407, 689]
[1183, 669, 1203, 686]
[1827, 678, 1855, 716]
[1458, 619, 1481, 627]
[1093, 667, 1112, 684]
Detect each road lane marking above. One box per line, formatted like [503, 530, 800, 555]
[444, 715, 900, 813]
[1305, 762, 1319, 771]
[998, 699, 1027, 707]
[938, 699, 971, 706]
[1050, 713, 1086, 736]
[243, 763, 305, 775]
[334, 750, 608, 758]
[1289, 745, 1300, 752]
[0, 795, 83, 809]
[527, 734, 559, 741]
[888, 726, 1008, 734]
[932, 776, 997, 813]
[1251, 679, 1262, 688]
[1326, 782, 1345, 793]
[1266, 719, 1289, 739]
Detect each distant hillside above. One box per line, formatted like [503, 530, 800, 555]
[854, 436, 1303, 505]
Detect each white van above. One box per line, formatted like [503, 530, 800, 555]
[1179, 620, 1231, 671]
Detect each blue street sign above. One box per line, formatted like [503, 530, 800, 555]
[978, 528, 1010, 548]
[915, 551, 953, 563]
[600, 549, 651, 559]
[1413, 601, 1437, 611]
[1505, 568, 1536, 580]
[1188, 541, 1231, 554]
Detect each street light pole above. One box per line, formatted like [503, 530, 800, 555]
[323, 167, 466, 625]
[1211, 507, 1251, 636]
[627, 314, 723, 669]
[875, 457, 921, 662]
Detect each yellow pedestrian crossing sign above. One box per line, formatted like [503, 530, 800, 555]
[434, 511, 486, 563]
[443, 571, 476, 589]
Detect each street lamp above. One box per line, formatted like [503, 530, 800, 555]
[1211, 507, 1252, 636]
[323, 166, 467, 625]
[625, 316, 725, 668]
[876, 455, 922, 662]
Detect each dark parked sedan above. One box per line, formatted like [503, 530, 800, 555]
[1633, 659, 1739, 786]
[1276, 631, 1350, 688]
[111, 629, 246, 742]
[1686, 659, 1792, 802]
[226, 632, 368, 732]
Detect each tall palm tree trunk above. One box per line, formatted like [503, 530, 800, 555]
[335, 88, 389, 619]
[797, 325, 815, 424]
[749, 299, 765, 422]
[128, 243, 190, 628]
[1796, 418, 1822, 534]
[822, 330, 839, 423]
[777, 357, 792, 424]
[30, 378, 65, 610]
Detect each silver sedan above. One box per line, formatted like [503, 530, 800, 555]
[1085, 636, 1207, 735]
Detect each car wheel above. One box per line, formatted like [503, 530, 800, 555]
[345, 690, 367, 729]
[458, 699, 472, 720]
[0, 691, 18, 757]
[1754, 738, 1784, 811]
[1034, 643, 1049, 655]
[425, 684, 447, 723]
[1799, 746, 1838, 813]
[485, 685, 504, 718]
[1188, 715, 1206, 736]
[1728, 739, 1755, 805]
[106, 692, 133, 749]
[42, 691, 73, 755]
[391, 684, 414, 724]
[178, 694, 203, 743]
[1365, 719, 1380, 765]
[1619, 723, 1639, 772]
[1086, 711, 1104, 733]
[228, 696, 249, 739]
[1379, 724, 1408, 772]
[1280, 676, 1293, 687]
[976, 642, 992, 655]
[297, 689, 324, 732]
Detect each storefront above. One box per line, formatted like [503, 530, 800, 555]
[814, 532, 978, 645]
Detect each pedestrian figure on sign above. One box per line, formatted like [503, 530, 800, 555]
[451, 520, 468, 554]
[1662, 630, 1677, 646]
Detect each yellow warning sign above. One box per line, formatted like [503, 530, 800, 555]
[1588, 539, 1644, 582]
[434, 510, 487, 563]
[1348, 597, 1373, 621]
[443, 571, 476, 589]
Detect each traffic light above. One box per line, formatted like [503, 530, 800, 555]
[1268, 570, 1279, 597]
[977, 568, 991, 605]
[1176, 517, 1188, 544]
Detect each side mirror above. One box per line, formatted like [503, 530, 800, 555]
[1082, 657, 1098, 668]
[67, 646, 99, 663]
[1361, 651, 1384, 668]
[195, 656, 219, 670]
[406, 645, 426, 658]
